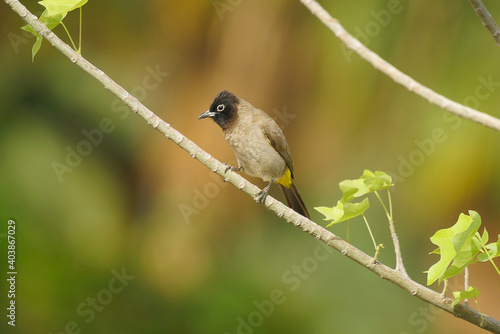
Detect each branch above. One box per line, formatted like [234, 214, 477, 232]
[300, 0, 500, 133]
[468, 0, 500, 47]
[5, 0, 500, 332]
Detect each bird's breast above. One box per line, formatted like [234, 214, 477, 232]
[223, 125, 286, 182]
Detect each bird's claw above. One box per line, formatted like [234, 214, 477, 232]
[255, 178, 274, 204]
[255, 190, 268, 203]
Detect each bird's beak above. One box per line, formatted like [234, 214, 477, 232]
[198, 110, 216, 120]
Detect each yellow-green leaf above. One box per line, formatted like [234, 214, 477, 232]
[427, 211, 481, 285]
[451, 286, 479, 306]
[39, 0, 87, 17]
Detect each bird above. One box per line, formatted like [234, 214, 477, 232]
[198, 90, 310, 219]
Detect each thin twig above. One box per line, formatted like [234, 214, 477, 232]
[4, 1, 500, 332]
[300, 0, 500, 133]
[385, 190, 407, 275]
[465, 267, 470, 307]
[374, 190, 407, 276]
[362, 215, 378, 250]
[468, 0, 500, 47]
[387, 215, 407, 276]
[441, 279, 448, 298]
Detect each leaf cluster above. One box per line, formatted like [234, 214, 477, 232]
[21, 0, 87, 61]
[315, 170, 392, 227]
[427, 210, 500, 305]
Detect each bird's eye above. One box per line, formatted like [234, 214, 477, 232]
[217, 104, 225, 112]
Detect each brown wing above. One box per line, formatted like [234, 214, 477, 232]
[260, 117, 295, 179]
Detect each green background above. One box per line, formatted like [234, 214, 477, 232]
[1, 0, 500, 333]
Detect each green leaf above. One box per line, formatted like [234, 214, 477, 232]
[427, 210, 481, 285]
[324, 199, 370, 227]
[314, 206, 336, 221]
[361, 170, 392, 191]
[315, 199, 370, 226]
[429, 248, 440, 255]
[20, 10, 66, 61]
[41, 11, 67, 28]
[481, 227, 489, 245]
[477, 236, 500, 262]
[39, 0, 87, 17]
[451, 286, 480, 306]
[339, 179, 370, 203]
[451, 212, 481, 253]
[20, 25, 42, 62]
[339, 170, 392, 203]
[441, 237, 480, 280]
[30, 36, 43, 61]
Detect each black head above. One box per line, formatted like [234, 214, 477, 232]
[198, 91, 239, 129]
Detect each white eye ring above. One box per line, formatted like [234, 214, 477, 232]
[217, 104, 225, 112]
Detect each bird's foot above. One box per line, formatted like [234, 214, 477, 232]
[255, 190, 268, 203]
[255, 179, 274, 203]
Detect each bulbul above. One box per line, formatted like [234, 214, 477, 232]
[198, 90, 310, 219]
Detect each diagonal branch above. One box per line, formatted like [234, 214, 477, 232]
[468, 0, 500, 47]
[300, 0, 500, 133]
[4, 0, 500, 332]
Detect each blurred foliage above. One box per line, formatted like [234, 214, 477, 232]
[1, 0, 500, 333]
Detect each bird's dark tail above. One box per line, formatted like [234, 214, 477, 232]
[279, 183, 310, 219]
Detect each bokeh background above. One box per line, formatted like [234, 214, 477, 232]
[1, 0, 500, 333]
